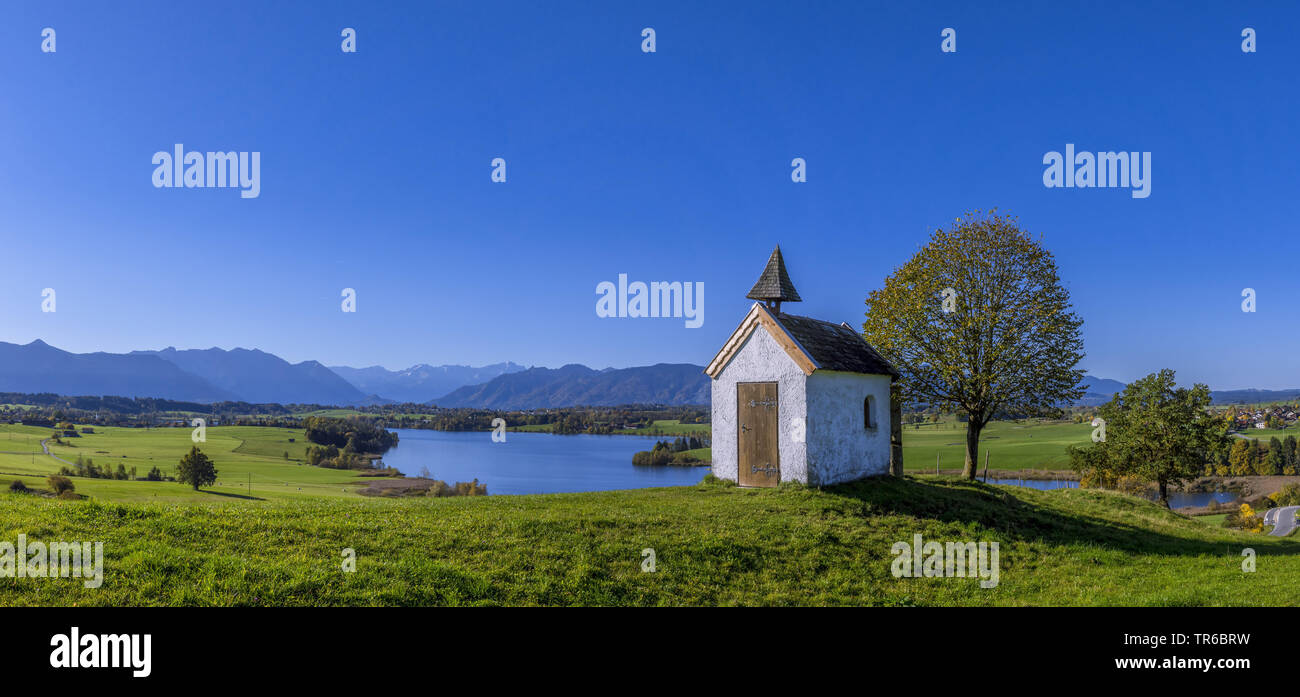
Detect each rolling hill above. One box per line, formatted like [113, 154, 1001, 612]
[434, 363, 710, 409]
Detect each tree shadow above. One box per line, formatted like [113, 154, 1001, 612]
[199, 489, 266, 501]
[823, 475, 1300, 557]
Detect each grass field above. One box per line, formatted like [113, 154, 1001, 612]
[510, 423, 556, 432]
[1240, 426, 1297, 441]
[292, 408, 368, 418]
[1, 475, 1294, 606]
[902, 419, 1091, 471]
[679, 447, 711, 462]
[615, 419, 711, 436]
[0, 423, 370, 504]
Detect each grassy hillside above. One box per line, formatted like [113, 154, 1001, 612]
[1, 475, 1293, 606]
[0, 424, 369, 504]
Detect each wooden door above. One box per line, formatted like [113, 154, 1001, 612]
[737, 382, 779, 487]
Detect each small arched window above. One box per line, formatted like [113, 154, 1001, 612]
[864, 396, 874, 429]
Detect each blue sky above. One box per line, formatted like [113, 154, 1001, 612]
[1, 1, 1296, 389]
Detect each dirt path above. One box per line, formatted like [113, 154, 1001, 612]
[40, 439, 77, 467]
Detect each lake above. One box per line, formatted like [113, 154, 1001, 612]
[983, 477, 1239, 508]
[378, 428, 707, 495]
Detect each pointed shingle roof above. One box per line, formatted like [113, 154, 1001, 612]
[746, 246, 802, 303]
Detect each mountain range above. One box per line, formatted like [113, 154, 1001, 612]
[329, 362, 526, 403]
[131, 347, 369, 405]
[433, 363, 710, 409]
[1074, 375, 1300, 406]
[0, 339, 1295, 409]
[0, 340, 237, 404]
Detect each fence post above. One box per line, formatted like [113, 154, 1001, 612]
[889, 382, 904, 477]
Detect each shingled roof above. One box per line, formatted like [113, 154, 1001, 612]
[704, 303, 898, 379]
[746, 246, 802, 303]
[772, 312, 898, 377]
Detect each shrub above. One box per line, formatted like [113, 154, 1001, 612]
[1272, 483, 1300, 507]
[47, 475, 75, 494]
[700, 473, 736, 487]
[1224, 503, 1264, 533]
[426, 478, 488, 497]
[8, 480, 29, 493]
[454, 479, 488, 496]
[632, 442, 674, 466]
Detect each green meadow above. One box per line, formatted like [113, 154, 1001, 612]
[0, 424, 367, 504]
[615, 419, 712, 436]
[2, 475, 1294, 606]
[4, 419, 1298, 606]
[902, 419, 1092, 471]
[292, 408, 368, 418]
[1240, 426, 1297, 441]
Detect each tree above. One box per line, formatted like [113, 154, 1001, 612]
[47, 475, 75, 494]
[863, 211, 1085, 479]
[176, 446, 218, 491]
[1228, 439, 1253, 476]
[1069, 370, 1226, 507]
[1284, 435, 1298, 474]
[1264, 437, 1285, 475]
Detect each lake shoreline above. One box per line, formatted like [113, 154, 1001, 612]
[379, 428, 707, 495]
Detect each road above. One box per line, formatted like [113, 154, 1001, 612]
[40, 438, 78, 468]
[1263, 506, 1299, 537]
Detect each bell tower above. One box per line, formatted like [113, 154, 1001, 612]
[745, 245, 802, 315]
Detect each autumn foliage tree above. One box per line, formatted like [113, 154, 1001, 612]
[1228, 439, 1254, 476]
[863, 211, 1085, 479]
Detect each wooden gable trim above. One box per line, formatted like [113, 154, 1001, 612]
[704, 303, 818, 379]
[757, 306, 818, 376]
[704, 305, 763, 378]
